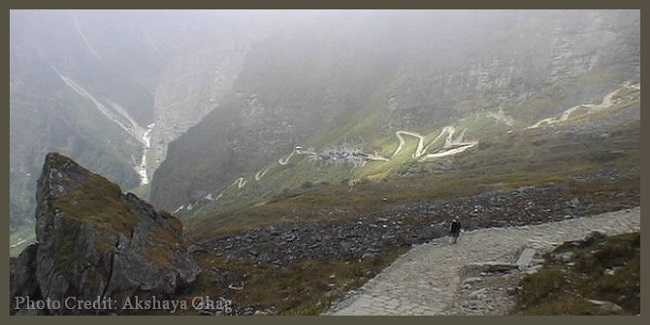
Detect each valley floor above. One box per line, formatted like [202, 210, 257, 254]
[325, 207, 640, 315]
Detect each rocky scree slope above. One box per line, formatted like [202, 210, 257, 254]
[10, 153, 200, 315]
[183, 169, 638, 315]
[197, 176, 639, 268]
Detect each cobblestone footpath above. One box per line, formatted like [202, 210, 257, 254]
[325, 207, 641, 315]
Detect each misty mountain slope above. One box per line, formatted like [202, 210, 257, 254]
[150, 10, 639, 214]
[176, 83, 636, 227]
[10, 10, 256, 231]
[147, 21, 267, 177]
[10, 10, 301, 233]
[9, 10, 174, 230]
[10, 10, 639, 243]
[179, 90, 639, 237]
[150, 21, 407, 211]
[11, 11, 163, 124]
[381, 10, 639, 128]
[10, 63, 145, 230]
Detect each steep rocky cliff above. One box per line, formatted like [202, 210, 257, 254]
[10, 153, 200, 315]
[147, 26, 263, 176]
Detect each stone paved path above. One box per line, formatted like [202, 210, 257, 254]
[325, 207, 641, 315]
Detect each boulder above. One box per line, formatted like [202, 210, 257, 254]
[11, 153, 200, 315]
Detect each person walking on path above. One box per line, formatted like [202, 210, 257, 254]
[449, 217, 461, 244]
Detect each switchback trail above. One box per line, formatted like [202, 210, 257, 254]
[528, 83, 639, 129]
[325, 207, 640, 316]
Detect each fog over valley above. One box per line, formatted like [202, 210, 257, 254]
[9, 10, 640, 316]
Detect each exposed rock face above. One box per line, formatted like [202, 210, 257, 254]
[10, 153, 200, 315]
[148, 34, 253, 176]
[147, 19, 272, 178]
[10, 245, 43, 315]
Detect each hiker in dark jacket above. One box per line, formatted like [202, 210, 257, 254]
[449, 217, 461, 244]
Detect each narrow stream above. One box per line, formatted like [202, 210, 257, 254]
[137, 123, 155, 185]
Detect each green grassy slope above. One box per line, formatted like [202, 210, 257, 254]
[183, 88, 639, 238]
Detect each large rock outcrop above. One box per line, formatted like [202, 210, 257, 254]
[10, 153, 200, 315]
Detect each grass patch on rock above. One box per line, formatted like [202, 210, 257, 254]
[53, 171, 139, 236]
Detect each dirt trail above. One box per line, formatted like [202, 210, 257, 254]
[528, 84, 638, 129]
[392, 131, 425, 158]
